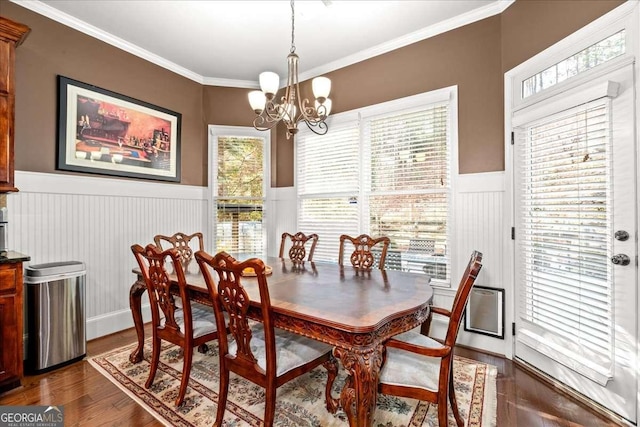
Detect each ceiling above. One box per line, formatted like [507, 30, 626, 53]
[16, 0, 512, 87]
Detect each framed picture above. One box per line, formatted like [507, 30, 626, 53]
[463, 286, 505, 339]
[57, 76, 181, 182]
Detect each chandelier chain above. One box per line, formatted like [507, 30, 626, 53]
[290, 0, 296, 54]
[249, 0, 330, 138]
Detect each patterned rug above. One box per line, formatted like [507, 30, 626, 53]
[88, 339, 497, 427]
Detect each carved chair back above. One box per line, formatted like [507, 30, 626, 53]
[131, 243, 220, 406]
[195, 250, 336, 425]
[154, 232, 204, 273]
[196, 251, 276, 381]
[444, 250, 483, 348]
[339, 233, 390, 270]
[132, 243, 188, 335]
[279, 231, 319, 262]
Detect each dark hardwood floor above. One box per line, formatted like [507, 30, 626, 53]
[0, 326, 620, 426]
[453, 346, 619, 427]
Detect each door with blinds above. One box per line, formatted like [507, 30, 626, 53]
[513, 62, 637, 423]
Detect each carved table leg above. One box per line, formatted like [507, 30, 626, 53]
[333, 344, 384, 427]
[129, 278, 147, 364]
[324, 354, 340, 414]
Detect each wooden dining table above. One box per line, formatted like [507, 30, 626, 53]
[129, 256, 433, 427]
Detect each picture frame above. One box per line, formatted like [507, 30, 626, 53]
[57, 76, 181, 182]
[463, 286, 505, 339]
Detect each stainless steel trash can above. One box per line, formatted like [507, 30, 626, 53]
[25, 261, 86, 373]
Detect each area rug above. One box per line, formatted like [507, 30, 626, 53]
[88, 339, 497, 426]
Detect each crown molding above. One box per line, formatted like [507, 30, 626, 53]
[11, 0, 206, 84]
[12, 0, 514, 88]
[201, 77, 259, 89]
[298, 0, 514, 82]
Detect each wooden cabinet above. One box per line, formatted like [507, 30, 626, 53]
[0, 16, 30, 193]
[0, 258, 26, 392]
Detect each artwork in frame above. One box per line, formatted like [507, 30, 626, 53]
[463, 286, 505, 339]
[57, 75, 181, 182]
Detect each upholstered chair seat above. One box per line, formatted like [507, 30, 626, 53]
[166, 305, 220, 339]
[379, 330, 443, 392]
[228, 323, 333, 377]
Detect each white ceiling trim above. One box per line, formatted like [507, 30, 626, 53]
[296, 0, 514, 83]
[11, 0, 207, 84]
[12, 0, 514, 89]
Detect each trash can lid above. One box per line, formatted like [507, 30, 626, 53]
[26, 261, 85, 277]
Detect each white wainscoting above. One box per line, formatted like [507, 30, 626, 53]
[265, 187, 297, 258]
[430, 171, 508, 355]
[9, 171, 208, 340]
[10, 170, 508, 356]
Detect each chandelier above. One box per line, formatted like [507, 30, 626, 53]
[248, 0, 332, 139]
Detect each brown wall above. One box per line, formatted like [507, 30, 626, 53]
[501, 0, 624, 73]
[2, 0, 624, 188]
[323, 16, 504, 176]
[201, 85, 285, 187]
[2, 2, 206, 186]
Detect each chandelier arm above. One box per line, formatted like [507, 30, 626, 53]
[263, 100, 285, 121]
[303, 119, 329, 136]
[297, 97, 322, 122]
[253, 101, 288, 131]
[253, 114, 280, 132]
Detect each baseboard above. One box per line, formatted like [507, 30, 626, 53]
[513, 359, 632, 427]
[86, 304, 152, 341]
[453, 342, 507, 360]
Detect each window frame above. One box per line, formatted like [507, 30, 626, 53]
[208, 125, 271, 255]
[510, 4, 638, 112]
[295, 86, 458, 287]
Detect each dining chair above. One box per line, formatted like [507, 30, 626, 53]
[154, 231, 204, 274]
[339, 233, 391, 270]
[377, 250, 483, 427]
[195, 250, 338, 427]
[279, 231, 319, 262]
[131, 243, 221, 407]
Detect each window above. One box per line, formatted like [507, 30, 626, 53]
[297, 88, 456, 284]
[210, 126, 268, 256]
[522, 30, 625, 99]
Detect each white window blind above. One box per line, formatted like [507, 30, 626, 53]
[517, 99, 613, 365]
[364, 105, 450, 278]
[215, 135, 265, 255]
[297, 91, 453, 282]
[297, 121, 360, 262]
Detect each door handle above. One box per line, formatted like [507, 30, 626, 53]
[611, 254, 630, 266]
[614, 230, 630, 241]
